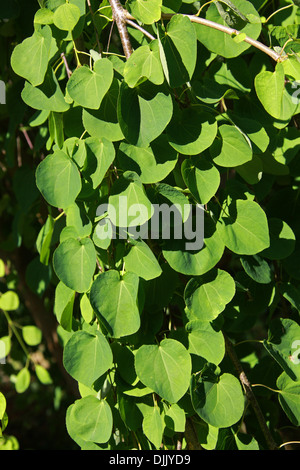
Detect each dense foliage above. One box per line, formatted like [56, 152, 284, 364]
[0, 0, 300, 451]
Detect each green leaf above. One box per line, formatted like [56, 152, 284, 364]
[21, 68, 69, 113]
[54, 281, 76, 331]
[34, 8, 54, 25]
[117, 82, 173, 148]
[240, 254, 273, 284]
[135, 338, 192, 403]
[49, 111, 64, 149]
[124, 238, 162, 281]
[82, 137, 115, 190]
[190, 371, 245, 428]
[65, 202, 92, 238]
[142, 406, 164, 448]
[195, 0, 261, 58]
[36, 150, 82, 209]
[90, 270, 140, 338]
[66, 396, 113, 444]
[254, 63, 297, 120]
[263, 318, 300, 381]
[186, 320, 225, 364]
[184, 269, 236, 321]
[126, 0, 162, 24]
[124, 41, 164, 88]
[82, 78, 124, 142]
[217, 199, 270, 255]
[53, 238, 96, 293]
[36, 215, 55, 266]
[53, 2, 81, 31]
[233, 431, 260, 450]
[0, 392, 6, 420]
[279, 282, 300, 313]
[260, 218, 296, 260]
[35, 365, 53, 385]
[0, 336, 10, 361]
[80, 293, 94, 324]
[167, 108, 217, 156]
[163, 216, 225, 276]
[108, 171, 154, 228]
[22, 326, 42, 346]
[0, 291, 19, 311]
[210, 124, 252, 167]
[148, 182, 191, 224]
[163, 403, 186, 433]
[117, 135, 178, 184]
[277, 372, 300, 426]
[11, 25, 55, 86]
[63, 330, 113, 387]
[181, 155, 220, 205]
[67, 59, 114, 109]
[15, 368, 31, 394]
[159, 15, 197, 87]
[193, 78, 238, 105]
[0, 259, 5, 278]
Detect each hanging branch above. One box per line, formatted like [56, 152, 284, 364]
[109, 0, 133, 58]
[123, 10, 282, 62]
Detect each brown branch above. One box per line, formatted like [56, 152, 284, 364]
[109, 0, 133, 58]
[224, 335, 278, 450]
[124, 10, 281, 62]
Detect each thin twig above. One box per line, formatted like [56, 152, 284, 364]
[109, 0, 133, 58]
[224, 335, 278, 450]
[61, 52, 72, 79]
[20, 125, 33, 150]
[126, 19, 155, 41]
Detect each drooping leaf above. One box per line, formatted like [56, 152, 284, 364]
[67, 59, 114, 109]
[126, 0, 162, 24]
[11, 25, 56, 86]
[21, 67, 69, 113]
[36, 150, 82, 209]
[123, 238, 162, 281]
[167, 108, 217, 156]
[53, 237, 96, 293]
[117, 135, 178, 184]
[90, 270, 140, 338]
[124, 41, 164, 88]
[53, 2, 81, 31]
[186, 320, 225, 364]
[210, 124, 252, 167]
[135, 338, 192, 403]
[117, 81, 173, 148]
[159, 14, 197, 87]
[63, 330, 113, 387]
[255, 63, 298, 121]
[184, 269, 236, 321]
[107, 171, 154, 228]
[217, 199, 270, 255]
[260, 218, 295, 260]
[163, 215, 225, 276]
[263, 318, 300, 381]
[277, 372, 300, 426]
[142, 406, 164, 448]
[195, 0, 261, 58]
[66, 396, 113, 444]
[181, 155, 220, 205]
[190, 370, 245, 428]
